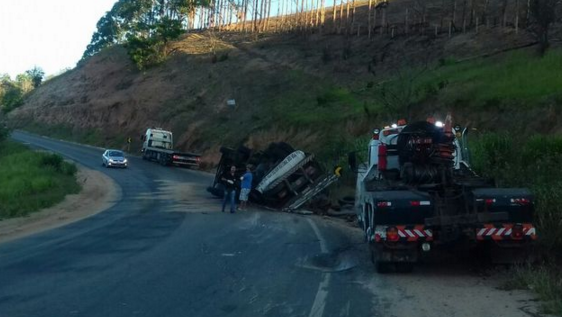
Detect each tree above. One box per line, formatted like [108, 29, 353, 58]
[529, 0, 560, 55]
[15, 73, 33, 94]
[0, 80, 24, 114]
[83, 0, 210, 67]
[126, 18, 184, 69]
[25, 66, 45, 89]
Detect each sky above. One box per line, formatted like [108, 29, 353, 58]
[0, 0, 118, 79]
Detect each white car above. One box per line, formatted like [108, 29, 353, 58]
[102, 149, 128, 168]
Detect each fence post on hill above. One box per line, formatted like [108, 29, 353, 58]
[515, 0, 520, 33]
[452, 0, 457, 27]
[332, 0, 338, 33]
[368, 0, 373, 39]
[320, 0, 326, 28]
[405, 9, 409, 34]
[435, 24, 438, 35]
[381, 6, 386, 34]
[339, 0, 344, 33]
[476, 17, 479, 33]
[352, 0, 357, 26]
[373, 2, 378, 37]
[346, 0, 351, 33]
[449, 20, 452, 37]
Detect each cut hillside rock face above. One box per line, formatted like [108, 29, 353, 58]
[207, 142, 341, 213]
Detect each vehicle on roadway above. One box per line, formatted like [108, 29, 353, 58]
[349, 114, 536, 273]
[141, 128, 200, 168]
[102, 149, 128, 168]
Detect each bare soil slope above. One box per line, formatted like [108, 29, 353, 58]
[8, 21, 545, 165]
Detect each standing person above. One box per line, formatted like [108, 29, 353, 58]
[239, 165, 253, 211]
[221, 166, 238, 213]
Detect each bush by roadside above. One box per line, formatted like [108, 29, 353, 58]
[0, 140, 80, 219]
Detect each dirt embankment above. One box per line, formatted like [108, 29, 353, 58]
[0, 165, 119, 244]
[9, 22, 547, 169]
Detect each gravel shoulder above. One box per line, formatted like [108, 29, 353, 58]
[0, 165, 119, 244]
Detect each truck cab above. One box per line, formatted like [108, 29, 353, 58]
[142, 128, 173, 151]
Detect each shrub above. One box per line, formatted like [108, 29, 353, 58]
[41, 153, 64, 172]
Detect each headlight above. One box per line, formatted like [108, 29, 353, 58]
[123, 159, 128, 163]
[109, 159, 115, 163]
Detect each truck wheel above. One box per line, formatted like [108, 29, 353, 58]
[275, 142, 295, 154]
[395, 263, 414, 273]
[375, 261, 392, 274]
[220, 146, 235, 155]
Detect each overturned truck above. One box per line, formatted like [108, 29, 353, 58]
[207, 142, 341, 211]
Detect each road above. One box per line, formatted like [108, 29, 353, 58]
[0, 131, 541, 317]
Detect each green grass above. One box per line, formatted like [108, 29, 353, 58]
[0, 140, 80, 219]
[20, 122, 105, 146]
[15, 121, 133, 151]
[376, 49, 562, 110]
[433, 50, 562, 106]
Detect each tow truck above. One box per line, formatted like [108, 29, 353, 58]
[141, 128, 200, 167]
[349, 114, 536, 273]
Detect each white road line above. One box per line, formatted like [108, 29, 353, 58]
[307, 218, 331, 317]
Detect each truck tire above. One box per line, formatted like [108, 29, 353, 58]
[363, 204, 372, 242]
[375, 261, 392, 274]
[220, 146, 234, 154]
[395, 263, 414, 273]
[338, 196, 355, 206]
[236, 145, 252, 157]
[275, 142, 295, 154]
[160, 155, 168, 166]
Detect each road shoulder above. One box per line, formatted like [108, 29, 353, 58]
[0, 164, 119, 244]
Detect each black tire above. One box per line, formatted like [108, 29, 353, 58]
[339, 196, 355, 206]
[363, 205, 371, 242]
[236, 145, 252, 156]
[159, 154, 168, 166]
[265, 143, 293, 162]
[375, 261, 392, 274]
[395, 263, 414, 273]
[275, 142, 295, 154]
[220, 146, 235, 155]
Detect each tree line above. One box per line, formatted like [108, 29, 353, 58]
[83, 0, 560, 68]
[0, 67, 44, 114]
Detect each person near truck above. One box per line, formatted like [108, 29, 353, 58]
[238, 165, 253, 211]
[221, 166, 238, 213]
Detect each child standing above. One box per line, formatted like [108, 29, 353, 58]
[239, 165, 253, 211]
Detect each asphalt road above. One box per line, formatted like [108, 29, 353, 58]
[0, 131, 375, 317]
[1, 132, 542, 317]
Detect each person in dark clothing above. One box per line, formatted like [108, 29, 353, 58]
[221, 165, 238, 213]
